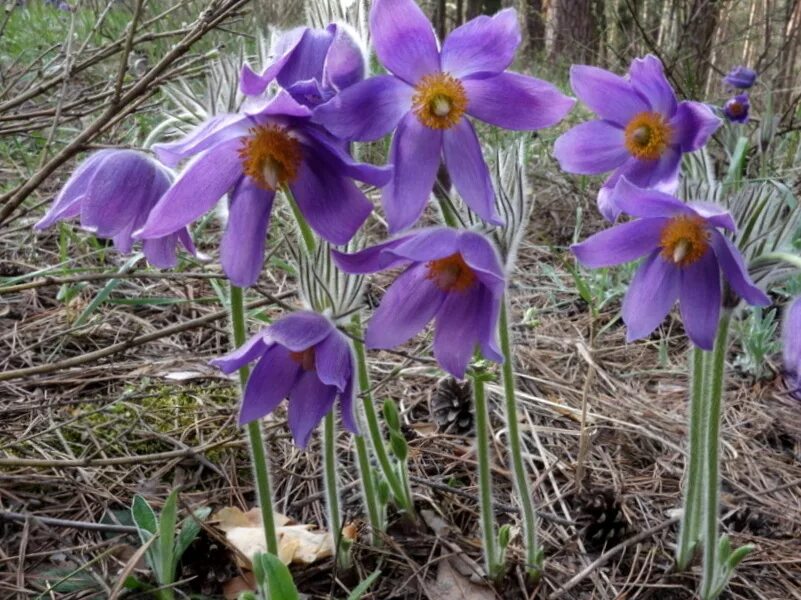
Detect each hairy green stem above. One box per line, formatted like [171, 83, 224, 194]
[700, 311, 732, 599]
[676, 346, 707, 570]
[437, 195, 459, 228]
[499, 301, 542, 578]
[354, 432, 384, 541]
[284, 185, 317, 254]
[323, 411, 350, 566]
[351, 315, 414, 514]
[471, 371, 501, 578]
[230, 285, 278, 555]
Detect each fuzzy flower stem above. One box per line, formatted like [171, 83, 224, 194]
[676, 347, 706, 571]
[283, 185, 350, 562]
[230, 284, 278, 555]
[471, 369, 501, 579]
[676, 346, 707, 570]
[437, 196, 459, 228]
[353, 420, 384, 542]
[700, 310, 731, 599]
[499, 300, 542, 579]
[351, 315, 415, 514]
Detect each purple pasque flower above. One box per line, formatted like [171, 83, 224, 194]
[723, 66, 757, 90]
[35, 149, 194, 269]
[571, 178, 770, 350]
[783, 296, 801, 400]
[240, 23, 365, 107]
[554, 55, 721, 222]
[332, 227, 504, 378]
[135, 91, 391, 288]
[211, 311, 357, 447]
[724, 94, 749, 123]
[314, 0, 575, 233]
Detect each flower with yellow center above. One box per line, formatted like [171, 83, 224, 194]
[426, 253, 477, 292]
[412, 73, 468, 130]
[239, 125, 303, 191]
[659, 215, 710, 267]
[624, 111, 673, 161]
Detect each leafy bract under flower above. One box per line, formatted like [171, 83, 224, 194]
[313, 0, 574, 232]
[135, 91, 391, 288]
[332, 227, 506, 379]
[35, 149, 194, 269]
[571, 178, 770, 350]
[554, 55, 721, 221]
[210, 311, 357, 447]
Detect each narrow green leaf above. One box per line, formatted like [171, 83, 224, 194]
[159, 489, 180, 587]
[346, 569, 381, 600]
[256, 552, 299, 600]
[131, 495, 158, 536]
[174, 507, 211, 561]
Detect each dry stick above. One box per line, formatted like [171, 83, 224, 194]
[0, 436, 240, 468]
[0, 271, 225, 294]
[0, 511, 138, 535]
[0, 0, 249, 226]
[548, 516, 681, 599]
[0, 292, 292, 382]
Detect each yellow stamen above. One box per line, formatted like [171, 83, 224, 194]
[426, 253, 477, 292]
[624, 111, 672, 160]
[660, 215, 709, 267]
[412, 73, 468, 130]
[239, 124, 302, 190]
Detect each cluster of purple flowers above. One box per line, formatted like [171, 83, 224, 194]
[37, 0, 782, 444]
[722, 66, 756, 124]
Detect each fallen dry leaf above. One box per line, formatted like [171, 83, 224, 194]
[213, 506, 333, 566]
[431, 554, 495, 600]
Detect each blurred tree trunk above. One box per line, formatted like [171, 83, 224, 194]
[523, 0, 547, 54]
[433, 0, 448, 39]
[682, 0, 722, 96]
[551, 0, 604, 63]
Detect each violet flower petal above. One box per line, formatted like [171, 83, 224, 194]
[571, 218, 667, 268]
[369, 0, 440, 85]
[570, 65, 649, 126]
[553, 120, 628, 175]
[323, 23, 365, 92]
[628, 54, 677, 116]
[443, 118, 501, 225]
[266, 311, 334, 352]
[464, 72, 575, 130]
[220, 178, 274, 288]
[622, 251, 680, 341]
[365, 264, 447, 349]
[137, 138, 244, 239]
[440, 8, 520, 78]
[314, 330, 352, 392]
[382, 112, 442, 233]
[669, 101, 721, 153]
[709, 230, 770, 306]
[240, 346, 302, 425]
[433, 285, 488, 379]
[288, 370, 338, 447]
[611, 177, 694, 219]
[678, 251, 721, 350]
[313, 75, 413, 141]
[457, 230, 506, 294]
[210, 332, 269, 373]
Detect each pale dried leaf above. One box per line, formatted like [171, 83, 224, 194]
[431, 555, 494, 600]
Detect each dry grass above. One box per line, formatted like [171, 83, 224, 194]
[2, 177, 800, 599]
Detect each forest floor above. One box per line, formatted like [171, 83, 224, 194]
[2, 173, 801, 599]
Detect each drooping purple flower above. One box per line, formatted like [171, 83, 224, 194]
[571, 178, 770, 350]
[240, 24, 365, 107]
[314, 0, 575, 233]
[35, 150, 194, 269]
[332, 227, 505, 378]
[783, 296, 801, 400]
[554, 55, 721, 222]
[723, 66, 757, 90]
[211, 311, 357, 447]
[135, 91, 391, 288]
[723, 94, 750, 123]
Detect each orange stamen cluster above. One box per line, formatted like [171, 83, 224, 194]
[624, 111, 672, 160]
[426, 253, 477, 292]
[239, 124, 302, 190]
[728, 101, 745, 117]
[412, 73, 468, 130]
[659, 215, 710, 267]
[289, 347, 316, 371]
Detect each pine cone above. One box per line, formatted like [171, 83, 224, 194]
[576, 489, 627, 550]
[431, 377, 474, 435]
